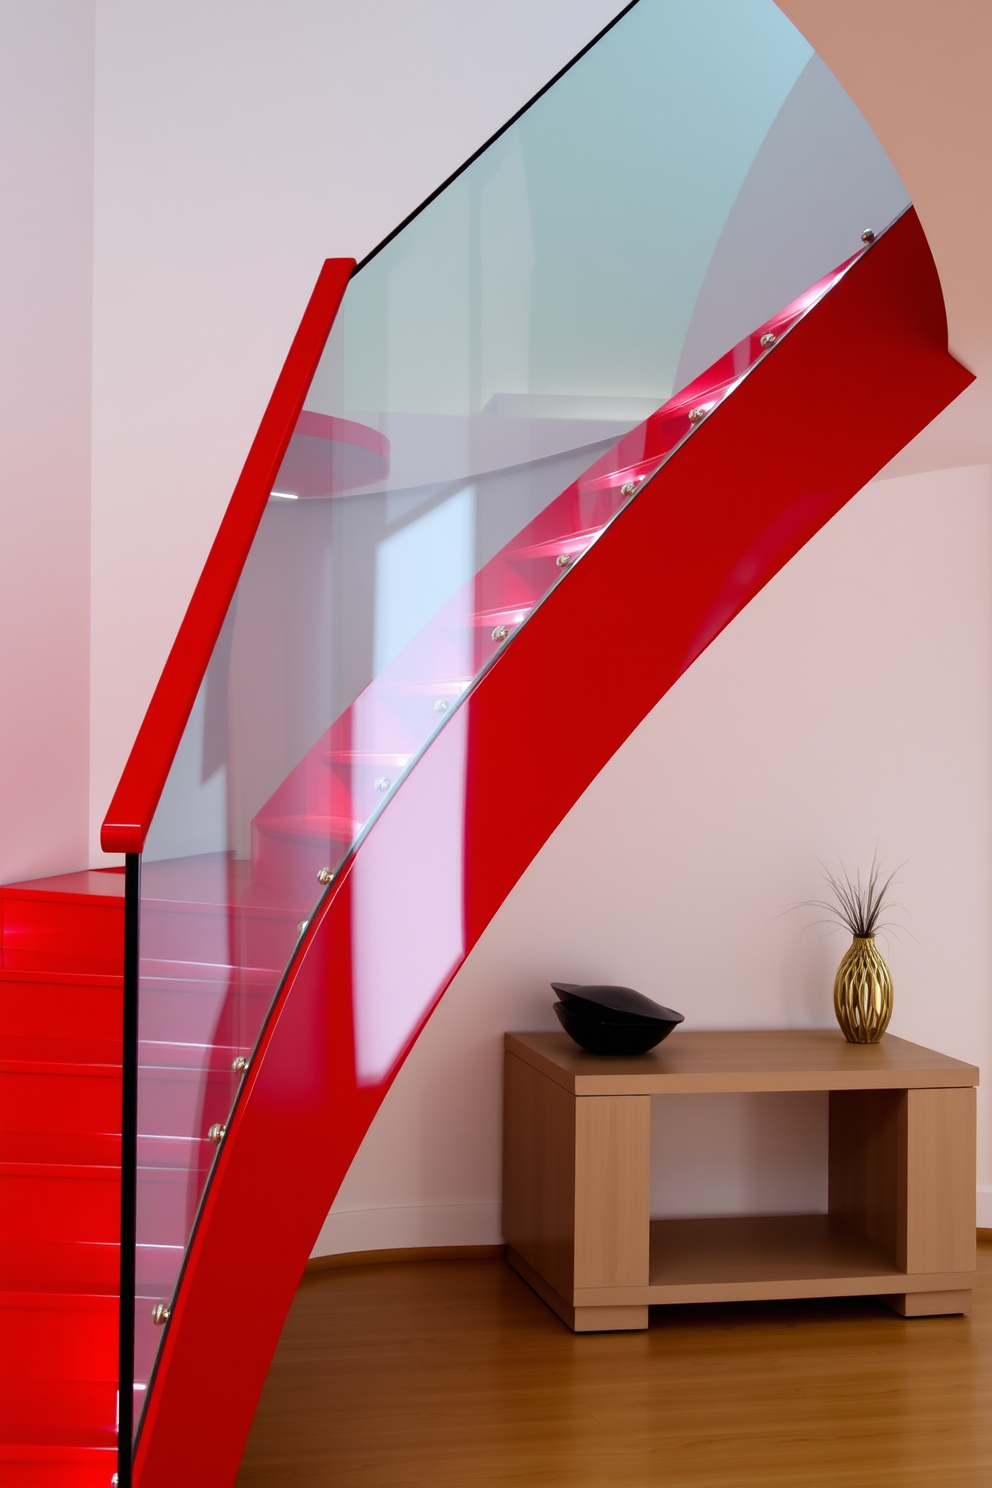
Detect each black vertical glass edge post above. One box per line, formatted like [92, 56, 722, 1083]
[117, 852, 140, 1488]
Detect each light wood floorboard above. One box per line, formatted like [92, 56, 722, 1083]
[238, 1236, 992, 1487]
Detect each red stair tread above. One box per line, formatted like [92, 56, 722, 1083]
[139, 852, 305, 911]
[509, 523, 604, 559]
[0, 1444, 117, 1488]
[464, 603, 533, 627]
[0, 1034, 122, 1066]
[0, 971, 122, 1050]
[0, 871, 124, 900]
[321, 750, 412, 766]
[252, 813, 360, 841]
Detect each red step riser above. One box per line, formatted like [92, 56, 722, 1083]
[135, 1315, 168, 1387]
[1, 1036, 122, 1068]
[2, 897, 293, 982]
[1, 971, 272, 1094]
[0, 897, 123, 978]
[137, 1173, 205, 1249]
[300, 755, 418, 825]
[138, 1069, 240, 1136]
[1, 1168, 120, 1244]
[0, 1379, 117, 1442]
[256, 698, 427, 826]
[135, 1248, 184, 1293]
[250, 820, 344, 895]
[0, 1295, 117, 1381]
[0, 975, 122, 1043]
[1, 1131, 120, 1167]
[0, 948, 121, 977]
[136, 986, 272, 1047]
[139, 906, 295, 974]
[0, 1239, 118, 1295]
[137, 1040, 254, 1077]
[0, 1450, 117, 1488]
[0, 1392, 117, 1453]
[0, 1069, 121, 1136]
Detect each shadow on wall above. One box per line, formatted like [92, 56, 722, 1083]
[675, 53, 909, 387]
[313, 464, 992, 1255]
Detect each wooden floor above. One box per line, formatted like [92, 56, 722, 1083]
[238, 1237, 992, 1487]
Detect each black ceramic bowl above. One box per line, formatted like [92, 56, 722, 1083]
[552, 982, 684, 1029]
[553, 1001, 681, 1056]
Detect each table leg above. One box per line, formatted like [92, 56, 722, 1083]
[883, 1290, 972, 1317]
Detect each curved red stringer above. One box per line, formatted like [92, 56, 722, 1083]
[133, 208, 972, 1487]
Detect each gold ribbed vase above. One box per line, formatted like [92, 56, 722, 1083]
[833, 935, 893, 1044]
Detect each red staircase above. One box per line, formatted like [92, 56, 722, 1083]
[0, 208, 973, 1488]
[0, 872, 124, 1488]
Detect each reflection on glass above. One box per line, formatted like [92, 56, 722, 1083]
[130, 0, 909, 1425]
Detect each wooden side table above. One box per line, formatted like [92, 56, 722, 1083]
[502, 1030, 978, 1331]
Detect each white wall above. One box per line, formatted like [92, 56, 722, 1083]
[0, 0, 94, 884]
[315, 464, 992, 1252]
[778, 0, 992, 481]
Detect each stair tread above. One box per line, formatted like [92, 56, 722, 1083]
[465, 604, 532, 628]
[0, 1133, 120, 1165]
[4, 859, 309, 923]
[0, 871, 125, 905]
[321, 750, 413, 766]
[0, 968, 123, 987]
[254, 812, 362, 836]
[0, 1289, 119, 1309]
[1, 1159, 121, 1180]
[138, 852, 305, 910]
[1, 1056, 120, 1078]
[0, 1036, 121, 1065]
[508, 524, 605, 560]
[0, 1444, 117, 1459]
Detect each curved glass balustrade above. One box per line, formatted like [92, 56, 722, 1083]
[129, 0, 910, 1428]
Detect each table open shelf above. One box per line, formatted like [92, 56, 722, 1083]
[503, 1031, 978, 1331]
[647, 1214, 897, 1297]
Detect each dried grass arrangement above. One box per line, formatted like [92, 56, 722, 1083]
[802, 857, 899, 1045]
[804, 858, 899, 942]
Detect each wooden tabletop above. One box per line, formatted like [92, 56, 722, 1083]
[505, 1029, 979, 1095]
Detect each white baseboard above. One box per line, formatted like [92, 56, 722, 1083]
[310, 1188, 992, 1262]
[310, 1202, 502, 1259]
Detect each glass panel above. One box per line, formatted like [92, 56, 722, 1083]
[131, 0, 909, 1423]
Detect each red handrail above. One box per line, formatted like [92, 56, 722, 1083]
[101, 257, 355, 854]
